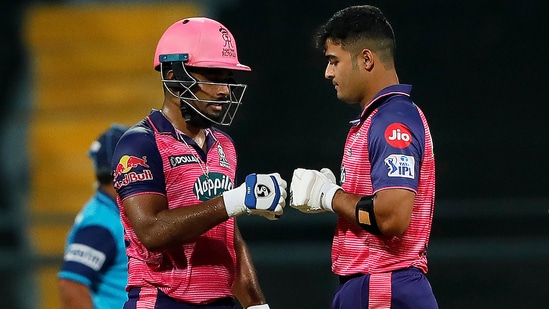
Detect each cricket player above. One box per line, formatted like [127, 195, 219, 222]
[112, 17, 285, 309]
[290, 5, 438, 309]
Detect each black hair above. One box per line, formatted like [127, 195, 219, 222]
[89, 124, 129, 186]
[96, 169, 114, 185]
[314, 5, 396, 63]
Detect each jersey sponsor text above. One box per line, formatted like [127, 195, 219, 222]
[193, 172, 233, 201]
[114, 170, 153, 189]
[385, 123, 412, 148]
[169, 154, 200, 168]
[64, 243, 106, 271]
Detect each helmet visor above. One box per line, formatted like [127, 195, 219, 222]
[161, 62, 247, 126]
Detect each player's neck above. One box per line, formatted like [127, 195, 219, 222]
[161, 108, 207, 151]
[161, 107, 204, 136]
[361, 70, 399, 109]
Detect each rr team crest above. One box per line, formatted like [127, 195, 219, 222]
[219, 27, 236, 57]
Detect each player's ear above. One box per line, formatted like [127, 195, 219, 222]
[361, 49, 374, 70]
[165, 69, 175, 80]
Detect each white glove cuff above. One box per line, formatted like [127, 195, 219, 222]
[222, 186, 248, 217]
[247, 304, 270, 309]
[322, 183, 341, 212]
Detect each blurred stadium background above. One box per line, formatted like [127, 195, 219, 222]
[1, 0, 547, 308]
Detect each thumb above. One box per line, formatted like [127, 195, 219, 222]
[320, 168, 336, 184]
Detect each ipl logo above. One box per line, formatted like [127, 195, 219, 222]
[384, 154, 415, 179]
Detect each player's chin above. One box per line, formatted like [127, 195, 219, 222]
[334, 89, 344, 98]
[336, 93, 357, 104]
[204, 109, 223, 121]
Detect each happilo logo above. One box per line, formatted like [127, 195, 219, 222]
[113, 155, 153, 189]
[193, 172, 233, 201]
[219, 27, 236, 57]
[384, 123, 412, 148]
[384, 154, 415, 179]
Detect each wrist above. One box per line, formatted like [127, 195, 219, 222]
[322, 183, 341, 212]
[247, 304, 270, 309]
[222, 185, 249, 217]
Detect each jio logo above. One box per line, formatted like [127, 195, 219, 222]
[384, 123, 412, 148]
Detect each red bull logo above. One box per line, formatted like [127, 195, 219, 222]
[114, 155, 149, 178]
[113, 155, 153, 189]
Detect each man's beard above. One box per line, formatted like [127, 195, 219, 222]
[180, 101, 223, 128]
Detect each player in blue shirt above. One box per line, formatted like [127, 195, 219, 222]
[58, 124, 129, 309]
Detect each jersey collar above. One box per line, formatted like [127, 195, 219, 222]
[147, 109, 217, 158]
[148, 109, 177, 136]
[350, 84, 412, 125]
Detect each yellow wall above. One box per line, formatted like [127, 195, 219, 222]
[24, 3, 203, 308]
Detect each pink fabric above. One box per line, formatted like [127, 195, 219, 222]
[368, 272, 392, 309]
[332, 90, 435, 276]
[120, 121, 238, 303]
[154, 17, 250, 71]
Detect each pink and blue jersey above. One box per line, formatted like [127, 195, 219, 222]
[333, 84, 436, 276]
[112, 110, 239, 304]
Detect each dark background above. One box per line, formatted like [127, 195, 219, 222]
[217, 0, 549, 308]
[1, 0, 547, 308]
[220, 0, 548, 200]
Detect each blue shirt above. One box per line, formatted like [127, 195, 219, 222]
[58, 189, 128, 309]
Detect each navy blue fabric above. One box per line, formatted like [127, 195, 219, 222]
[89, 123, 130, 172]
[331, 268, 438, 309]
[124, 288, 237, 309]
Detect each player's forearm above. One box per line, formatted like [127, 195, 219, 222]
[232, 262, 267, 307]
[135, 197, 230, 251]
[58, 279, 94, 309]
[232, 226, 267, 307]
[332, 189, 414, 236]
[332, 189, 362, 225]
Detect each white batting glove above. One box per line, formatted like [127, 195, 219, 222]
[223, 173, 287, 220]
[247, 304, 270, 309]
[290, 168, 341, 213]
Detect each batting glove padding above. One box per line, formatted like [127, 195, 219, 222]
[223, 173, 287, 220]
[290, 168, 341, 213]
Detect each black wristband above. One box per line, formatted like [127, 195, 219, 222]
[355, 195, 382, 235]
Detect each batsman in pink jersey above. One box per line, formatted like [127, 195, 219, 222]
[290, 5, 438, 309]
[112, 17, 287, 309]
